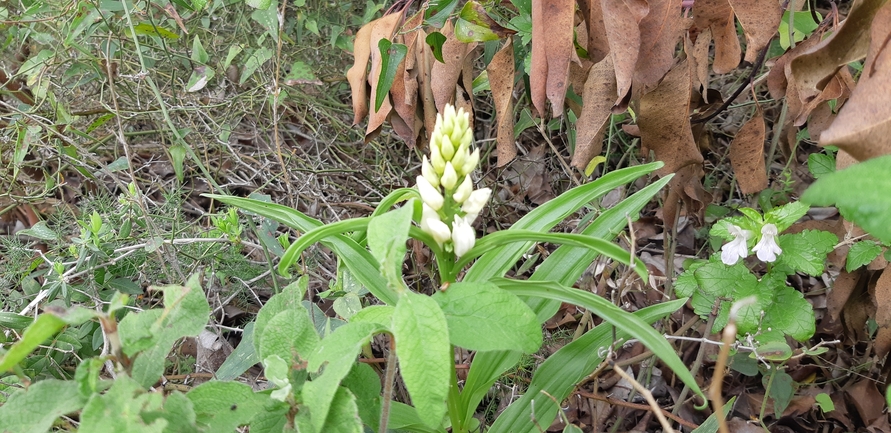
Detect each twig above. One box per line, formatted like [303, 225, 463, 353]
[691, 41, 772, 125]
[576, 390, 699, 430]
[609, 361, 676, 433]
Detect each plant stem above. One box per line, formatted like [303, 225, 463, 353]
[379, 335, 398, 433]
[448, 347, 467, 433]
[759, 366, 778, 424]
[672, 311, 717, 415]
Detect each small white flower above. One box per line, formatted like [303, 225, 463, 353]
[451, 215, 476, 257]
[753, 223, 782, 262]
[462, 187, 492, 216]
[420, 204, 451, 245]
[421, 156, 439, 188]
[461, 148, 480, 176]
[721, 225, 751, 265]
[440, 135, 456, 161]
[441, 162, 459, 190]
[453, 175, 473, 203]
[416, 175, 444, 210]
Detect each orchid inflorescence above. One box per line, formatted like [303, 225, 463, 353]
[416, 104, 491, 257]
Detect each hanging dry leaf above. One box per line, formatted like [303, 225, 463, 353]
[572, 55, 616, 168]
[431, 21, 476, 113]
[728, 0, 782, 63]
[635, 0, 689, 92]
[728, 105, 767, 194]
[389, 24, 421, 145]
[487, 39, 517, 167]
[366, 13, 404, 140]
[529, 0, 549, 115]
[544, 0, 577, 116]
[686, 27, 712, 101]
[415, 29, 438, 141]
[346, 20, 376, 125]
[602, 0, 648, 105]
[638, 59, 702, 176]
[578, 0, 610, 63]
[692, 0, 741, 74]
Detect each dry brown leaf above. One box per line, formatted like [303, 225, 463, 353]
[635, 0, 689, 92]
[686, 27, 713, 101]
[415, 30, 437, 142]
[728, 0, 782, 63]
[602, 0, 647, 105]
[487, 39, 517, 167]
[431, 21, 475, 113]
[663, 164, 710, 230]
[544, 0, 576, 116]
[819, 2, 891, 161]
[530, 0, 549, 115]
[794, 68, 849, 126]
[578, 0, 610, 62]
[790, 0, 886, 104]
[366, 13, 403, 140]
[638, 59, 702, 176]
[389, 29, 421, 145]
[874, 265, 891, 329]
[766, 23, 828, 101]
[728, 105, 768, 194]
[571, 55, 616, 168]
[346, 19, 376, 125]
[693, 0, 741, 74]
[847, 379, 886, 426]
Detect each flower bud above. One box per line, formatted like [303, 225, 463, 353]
[440, 135, 455, 161]
[453, 175, 473, 203]
[430, 146, 446, 174]
[417, 175, 444, 210]
[441, 162, 458, 190]
[421, 156, 439, 188]
[462, 187, 491, 215]
[451, 215, 476, 257]
[421, 204, 451, 245]
[451, 141, 468, 170]
[462, 148, 481, 175]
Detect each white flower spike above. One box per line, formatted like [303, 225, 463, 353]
[721, 224, 751, 265]
[416, 175, 444, 210]
[753, 223, 782, 262]
[451, 215, 476, 257]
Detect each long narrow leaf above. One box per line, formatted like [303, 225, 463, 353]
[492, 279, 705, 404]
[278, 217, 371, 276]
[488, 299, 686, 433]
[204, 195, 399, 305]
[459, 175, 672, 419]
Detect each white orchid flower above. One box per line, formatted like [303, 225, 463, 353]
[416, 175, 444, 210]
[451, 215, 476, 257]
[721, 224, 751, 265]
[453, 175, 473, 203]
[441, 162, 459, 190]
[420, 204, 451, 245]
[753, 223, 782, 262]
[462, 188, 492, 216]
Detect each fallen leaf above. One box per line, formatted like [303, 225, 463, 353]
[571, 55, 616, 169]
[346, 19, 375, 125]
[602, 0, 648, 105]
[847, 379, 885, 425]
[578, 0, 610, 62]
[431, 21, 476, 113]
[728, 105, 768, 194]
[366, 13, 404, 140]
[544, 0, 576, 116]
[693, 0, 741, 74]
[635, 0, 689, 92]
[487, 39, 517, 167]
[728, 0, 782, 63]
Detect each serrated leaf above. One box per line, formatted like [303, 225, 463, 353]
[807, 153, 835, 179]
[253, 280, 305, 355]
[367, 203, 412, 290]
[764, 286, 815, 341]
[374, 39, 407, 112]
[765, 201, 810, 232]
[846, 240, 883, 272]
[802, 155, 891, 244]
[187, 381, 270, 431]
[776, 230, 837, 276]
[0, 379, 87, 433]
[392, 292, 450, 428]
[433, 282, 541, 352]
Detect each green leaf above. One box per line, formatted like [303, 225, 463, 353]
[491, 280, 705, 404]
[488, 299, 685, 433]
[432, 281, 541, 352]
[204, 195, 398, 305]
[392, 292, 450, 428]
[216, 322, 259, 381]
[321, 387, 363, 433]
[0, 313, 66, 372]
[425, 0, 461, 27]
[846, 240, 883, 272]
[368, 203, 413, 290]
[455, 1, 503, 42]
[764, 201, 810, 232]
[278, 217, 370, 277]
[245, 0, 272, 9]
[130, 23, 180, 39]
[305, 321, 386, 432]
[187, 381, 270, 431]
[145, 391, 199, 433]
[764, 286, 815, 341]
[191, 35, 209, 64]
[374, 39, 407, 111]
[0, 379, 87, 433]
[240, 47, 273, 85]
[253, 279, 305, 356]
[257, 308, 319, 364]
[426, 32, 447, 63]
[80, 377, 167, 432]
[351, 305, 395, 327]
[802, 155, 891, 244]
[285, 61, 320, 84]
[342, 363, 382, 428]
[807, 153, 835, 179]
[691, 396, 736, 433]
[815, 393, 834, 413]
[775, 230, 837, 276]
[15, 221, 59, 241]
[764, 370, 795, 417]
[251, 2, 279, 42]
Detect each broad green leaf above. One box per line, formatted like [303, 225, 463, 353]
[342, 363, 382, 428]
[305, 321, 386, 432]
[129, 23, 179, 39]
[245, 0, 272, 9]
[240, 47, 273, 85]
[374, 39, 407, 111]
[368, 203, 412, 290]
[253, 278, 305, 356]
[815, 393, 834, 413]
[388, 402, 447, 433]
[688, 261, 763, 332]
[802, 155, 891, 244]
[754, 340, 793, 362]
[146, 391, 199, 433]
[18, 50, 54, 86]
[424, 0, 461, 27]
[15, 220, 59, 241]
[492, 280, 704, 404]
[455, 1, 502, 42]
[251, 1, 279, 42]
[764, 201, 809, 232]
[764, 286, 815, 341]
[321, 387, 363, 433]
[351, 305, 395, 326]
[216, 322, 259, 381]
[80, 376, 166, 433]
[778, 11, 821, 49]
[285, 61, 320, 84]
[776, 230, 837, 276]
[393, 292, 450, 428]
[75, 357, 105, 397]
[0, 379, 87, 433]
[432, 281, 541, 352]
[0, 313, 66, 372]
[808, 153, 835, 179]
[257, 308, 319, 364]
[191, 35, 209, 63]
[846, 240, 883, 272]
[488, 299, 685, 433]
[187, 381, 270, 431]
[764, 370, 795, 417]
[426, 32, 447, 63]
[203, 195, 399, 305]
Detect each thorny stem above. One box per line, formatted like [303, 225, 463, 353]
[379, 335, 398, 433]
